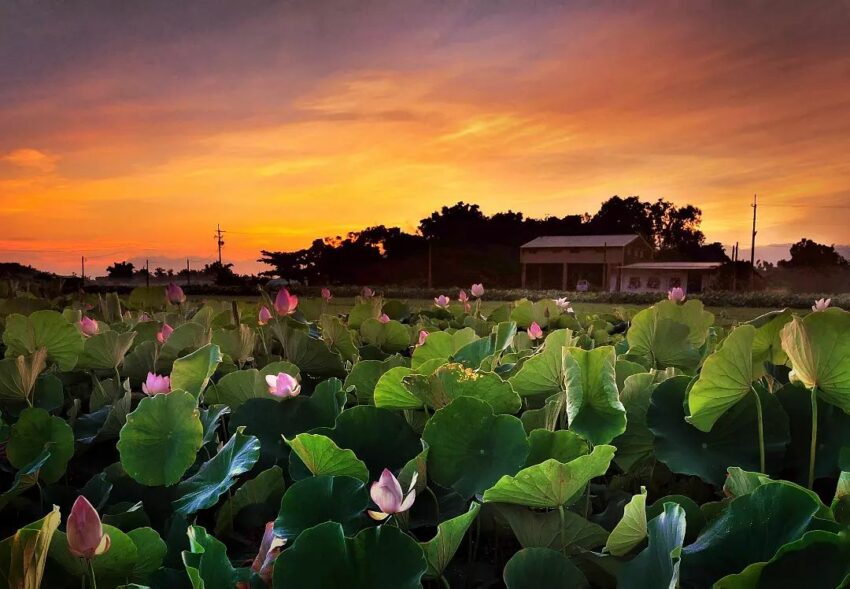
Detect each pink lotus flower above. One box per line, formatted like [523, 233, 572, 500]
[553, 297, 573, 313]
[361, 286, 375, 299]
[321, 287, 333, 301]
[418, 330, 429, 346]
[379, 313, 391, 323]
[471, 283, 484, 298]
[67, 496, 111, 560]
[434, 295, 450, 309]
[78, 316, 99, 337]
[812, 298, 831, 312]
[138, 312, 151, 322]
[458, 290, 469, 303]
[668, 287, 686, 303]
[156, 323, 174, 344]
[166, 282, 186, 305]
[528, 321, 544, 340]
[142, 372, 171, 396]
[274, 289, 298, 316]
[258, 306, 272, 325]
[250, 522, 285, 585]
[265, 372, 301, 399]
[368, 469, 417, 521]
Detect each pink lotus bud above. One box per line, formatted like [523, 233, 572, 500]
[251, 522, 285, 585]
[367, 469, 417, 521]
[553, 297, 573, 313]
[458, 290, 469, 303]
[274, 289, 298, 316]
[418, 330, 429, 346]
[463, 302, 472, 314]
[812, 298, 831, 312]
[78, 316, 99, 337]
[470, 283, 485, 298]
[139, 312, 151, 322]
[528, 321, 544, 340]
[166, 282, 186, 305]
[258, 306, 273, 325]
[67, 496, 111, 560]
[668, 287, 686, 303]
[434, 295, 450, 309]
[265, 372, 301, 399]
[142, 372, 171, 396]
[361, 286, 375, 299]
[321, 287, 332, 301]
[379, 313, 391, 323]
[156, 323, 174, 344]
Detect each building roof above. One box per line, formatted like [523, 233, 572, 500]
[520, 234, 641, 248]
[620, 262, 723, 271]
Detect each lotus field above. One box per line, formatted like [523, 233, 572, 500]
[2, 283, 850, 589]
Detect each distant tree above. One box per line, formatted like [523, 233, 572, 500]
[106, 261, 135, 279]
[778, 238, 848, 268]
[154, 267, 167, 278]
[202, 261, 240, 285]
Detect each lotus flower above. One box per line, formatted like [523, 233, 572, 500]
[258, 306, 272, 325]
[321, 287, 333, 301]
[142, 372, 171, 396]
[553, 297, 573, 313]
[812, 298, 831, 312]
[274, 289, 298, 316]
[379, 313, 391, 323]
[368, 469, 417, 521]
[265, 372, 301, 399]
[418, 330, 429, 346]
[78, 316, 99, 337]
[361, 286, 375, 299]
[458, 289, 469, 303]
[251, 522, 285, 585]
[138, 312, 151, 322]
[471, 283, 484, 298]
[67, 496, 111, 560]
[528, 321, 543, 340]
[668, 287, 686, 303]
[166, 282, 186, 304]
[156, 323, 174, 344]
[434, 295, 450, 309]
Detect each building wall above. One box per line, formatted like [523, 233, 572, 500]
[611, 268, 691, 293]
[520, 246, 627, 265]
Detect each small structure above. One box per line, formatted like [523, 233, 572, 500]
[615, 261, 722, 293]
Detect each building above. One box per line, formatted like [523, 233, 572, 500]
[519, 234, 721, 292]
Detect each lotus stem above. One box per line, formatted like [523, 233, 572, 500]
[87, 558, 97, 589]
[558, 505, 567, 555]
[809, 387, 818, 490]
[752, 387, 765, 473]
[440, 575, 451, 589]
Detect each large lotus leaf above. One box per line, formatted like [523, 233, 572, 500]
[7, 407, 74, 484]
[687, 325, 756, 432]
[563, 346, 626, 445]
[76, 389, 133, 444]
[314, 405, 421, 480]
[520, 392, 564, 433]
[680, 482, 824, 588]
[423, 397, 529, 498]
[415, 363, 521, 414]
[0, 357, 28, 406]
[615, 359, 648, 390]
[646, 495, 705, 542]
[606, 487, 647, 556]
[182, 525, 238, 589]
[49, 524, 139, 589]
[204, 361, 299, 409]
[156, 322, 209, 368]
[627, 303, 704, 370]
[214, 465, 286, 537]
[211, 325, 256, 365]
[3, 310, 84, 371]
[117, 391, 204, 486]
[411, 328, 478, 370]
[172, 428, 260, 514]
[503, 547, 588, 589]
[128, 286, 167, 310]
[122, 341, 157, 386]
[508, 345, 564, 398]
[274, 475, 368, 541]
[77, 330, 137, 370]
[0, 450, 50, 510]
[715, 530, 850, 589]
[373, 366, 423, 409]
[285, 433, 369, 482]
[0, 505, 59, 589]
[483, 444, 614, 508]
[453, 321, 517, 369]
[612, 372, 657, 472]
[360, 318, 410, 353]
[525, 429, 588, 467]
[618, 503, 686, 589]
[419, 503, 481, 578]
[496, 504, 608, 553]
[343, 355, 407, 404]
[348, 299, 383, 329]
[319, 314, 359, 363]
[780, 309, 850, 411]
[747, 309, 791, 376]
[280, 326, 346, 377]
[170, 343, 222, 399]
[510, 299, 561, 329]
[0, 295, 51, 316]
[647, 376, 789, 487]
[273, 521, 427, 589]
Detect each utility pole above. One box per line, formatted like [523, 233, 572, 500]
[186, 258, 191, 287]
[145, 259, 150, 288]
[80, 256, 86, 284]
[215, 224, 225, 266]
[732, 242, 738, 292]
[750, 194, 757, 290]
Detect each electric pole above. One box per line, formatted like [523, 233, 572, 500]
[750, 194, 757, 290]
[80, 256, 86, 283]
[215, 224, 225, 266]
[146, 259, 150, 288]
[186, 258, 191, 287]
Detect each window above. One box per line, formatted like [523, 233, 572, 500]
[628, 276, 641, 290]
[669, 276, 682, 288]
[647, 276, 660, 289]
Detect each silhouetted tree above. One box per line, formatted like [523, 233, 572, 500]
[106, 261, 135, 279]
[778, 238, 848, 268]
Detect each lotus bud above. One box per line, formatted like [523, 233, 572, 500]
[812, 298, 831, 312]
[78, 316, 99, 337]
[471, 283, 484, 298]
[265, 372, 301, 399]
[668, 287, 686, 303]
[379, 313, 391, 323]
[142, 372, 171, 396]
[553, 297, 573, 313]
[67, 496, 111, 560]
[528, 321, 543, 340]
[251, 522, 286, 585]
[458, 290, 469, 303]
[434, 295, 450, 309]
[321, 287, 333, 301]
[274, 289, 298, 316]
[258, 306, 273, 325]
[139, 312, 151, 322]
[367, 469, 417, 521]
[361, 286, 375, 299]
[166, 282, 186, 305]
[418, 330, 429, 346]
[156, 323, 174, 344]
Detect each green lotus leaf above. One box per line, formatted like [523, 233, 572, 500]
[419, 503, 480, 578]
[128, 286, 167, 310]
[373, 366, 422, 409]
[502, 547, 589, 589]
[496, 504, 608, 553]
[510, 299, 561, 329]
[413, 362, 521, 414]
[627, 300, 711, 370]
[563, 346, 625, 445]
[279, 326, 346, 377]
[77, 330, 137, 370]
[273, 521, 427, 589]
[343, 355, 407, 404]
[214, 465, 286, 537]
[211, 325, 256, 366]
[0, 449, 50, 511]
[0, 506, 60, 589]
[182, 525, 239, 589]
[117, 391, 204, 486]
[319, 314, 359, 363]
[524, 429, 588, 467]
[615, 359, 648, 390]
[7, 407, 74, 484]
[612, 372, 657, 472]
[170, 343, 222, 399]
[360, 318, 411, 353]
[156, 322, 209, 369]
[618, 502, 686, 589]
[411, 328, 478, 370]
[646, 494, 705, 542]
[204, 361, 299, 409]
[508, 330, 576, 398]
[347, 299, 383, 329]
[423, 397, 529, 499]
[285, 433, 369, 482]
[274, 475, 368, 541]
[49, 524, 139, 588]
[747, 309, 791, 377]
[3, 310, 84, 371]
[605, 487, 647, 556]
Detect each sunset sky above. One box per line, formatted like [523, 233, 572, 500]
[1, 0, 849, 275]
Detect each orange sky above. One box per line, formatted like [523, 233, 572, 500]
[1, 0, 849, 275]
